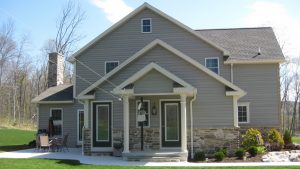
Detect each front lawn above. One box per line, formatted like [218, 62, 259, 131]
[0, 128, 35, 152]
[0, 158, 299, 169]
[292, 136, 300, 144]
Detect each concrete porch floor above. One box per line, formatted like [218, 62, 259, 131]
[1, 148, 300, 167]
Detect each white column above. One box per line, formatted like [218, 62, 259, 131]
[233, 96, 238, 127]
[180, 94, 187, 152]
[84, 100, 89, 128]
[123, 95, 130, 153]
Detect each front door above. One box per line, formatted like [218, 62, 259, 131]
[92, 102, 112, 147]
[161, 101, 181, 147]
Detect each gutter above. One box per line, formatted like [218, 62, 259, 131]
[190, 89, 197, 159]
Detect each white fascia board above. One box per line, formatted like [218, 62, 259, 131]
[224, 59, 285, 64]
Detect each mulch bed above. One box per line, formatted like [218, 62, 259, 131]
[190, 154, 265, 163]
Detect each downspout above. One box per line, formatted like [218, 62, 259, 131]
[190, 89, 197, 159]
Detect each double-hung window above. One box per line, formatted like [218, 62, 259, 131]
[105, 61, 119, 74]
[205, 57, 219, 74]
[141, 18, 152, 33]
[50, 108, 63, 136]
[238, 103, 250, 123]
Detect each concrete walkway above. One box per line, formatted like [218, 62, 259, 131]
[1, 148, 300, 167]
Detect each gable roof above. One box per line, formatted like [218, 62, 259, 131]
[68, 3, 228, 63]
[114, 62, 195, 92]
[78, 39, 246, 98]
[32, 84, 73, 103]
[196, 27, 285, 63]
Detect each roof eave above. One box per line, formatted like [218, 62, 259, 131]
[224, 58, 285, 64]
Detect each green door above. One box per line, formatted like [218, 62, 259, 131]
[92, 102, 112, 147]
[161, 101, 181, 147]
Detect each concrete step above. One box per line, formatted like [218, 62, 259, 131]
[128, 156, 182, 162]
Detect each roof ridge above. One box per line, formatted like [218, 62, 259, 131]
[195, 27, 272, 31]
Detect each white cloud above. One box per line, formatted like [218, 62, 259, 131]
[244, 1, 300, 58]
[91, 0, 133, 23]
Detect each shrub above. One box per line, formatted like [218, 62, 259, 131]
[285, 143, 296, 150]
[220, 147, 228, 157]
[268, 128, 284, 149]
[283, 129, 292, 145]
[257, 146, 266, 154]
[194, 151, 206, 161]
[214, 151, 225, 161]
[242, 128, 264, 149]
[248, 146, 258, 157]
[269, 143, 282, 151]
[235, 148, 245, 159]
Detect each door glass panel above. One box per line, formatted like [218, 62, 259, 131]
[97, 105, 109, 141]
[165, 104, 179, 141]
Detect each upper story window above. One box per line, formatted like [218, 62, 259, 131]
[105, 61, 119, 74]
[238, 103, 250, 123]
[205, 57, 219, 74]
[141, 18, 152, 33]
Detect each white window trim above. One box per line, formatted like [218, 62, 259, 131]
[49, 108, 63, 137]
[136, 100, 150, 128]
[164, 102, 180, 142]
[237, 102, 250, 124]
[104, 61, 119, 74]
[77, 109, 84, 144]
[141, 18, 152, 33]
[205, 57, 220, 75]
[96, 104, 110, 142]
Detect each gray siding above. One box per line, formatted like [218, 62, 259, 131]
[234, 64, 280, 127]
[93, 45, 234, 128]
[134, 70, 174, 94]
[75, 8, 230, 96]
[38, 101, 83, 147]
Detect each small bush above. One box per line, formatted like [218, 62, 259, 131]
[283, 129, 292, 145]
[242, 128, 264, 149]
[269, 143, 282, 151]
[268, 128, 284, 149]
[257, 146, 266, 154]
[235, 148, 245, 159]
[214, 151, 225, 161]
[248, 146, 258, 157]
[220, 147, 228, 157]
[285, 143, 296, 150]
[194, 151, 206, 161]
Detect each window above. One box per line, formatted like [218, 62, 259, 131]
[205, 57, 219, 74]
[238, 103, 250, 123]
[141, 18, 152, 33]
[105, 61, 119, 74]
[77, 110, 84, 143]
[136, 100, 150, 127]
[50, 108, 63, 136]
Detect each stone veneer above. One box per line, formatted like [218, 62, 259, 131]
[83, 128, 91, 156]
[129, 128, 160, 150]
[188, 128, 240, 155]
[47, 52, 64, 87]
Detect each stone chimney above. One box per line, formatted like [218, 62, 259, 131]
[48, 52, 64, 88]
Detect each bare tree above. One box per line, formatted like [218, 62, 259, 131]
[55, 0, 85, 58]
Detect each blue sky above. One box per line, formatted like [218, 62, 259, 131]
[1, 0, 300, 62]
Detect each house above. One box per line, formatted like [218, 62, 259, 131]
[32, 3, 284, 161]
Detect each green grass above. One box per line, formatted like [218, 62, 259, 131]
[0, 128, 35, 152]
[0, 159, 299, 169]
[292, 136, 300, 144]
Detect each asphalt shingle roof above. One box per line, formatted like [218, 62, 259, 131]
[196, 27, 284, 61]
[32, 84, 73, 103]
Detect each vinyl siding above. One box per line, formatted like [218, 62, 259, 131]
[134, 69, 174, 94]
[75, 8, 229, 96]
[93, 45, 234, 128]
[38, 101, 83, 147]
[233, 64, 280, 127]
